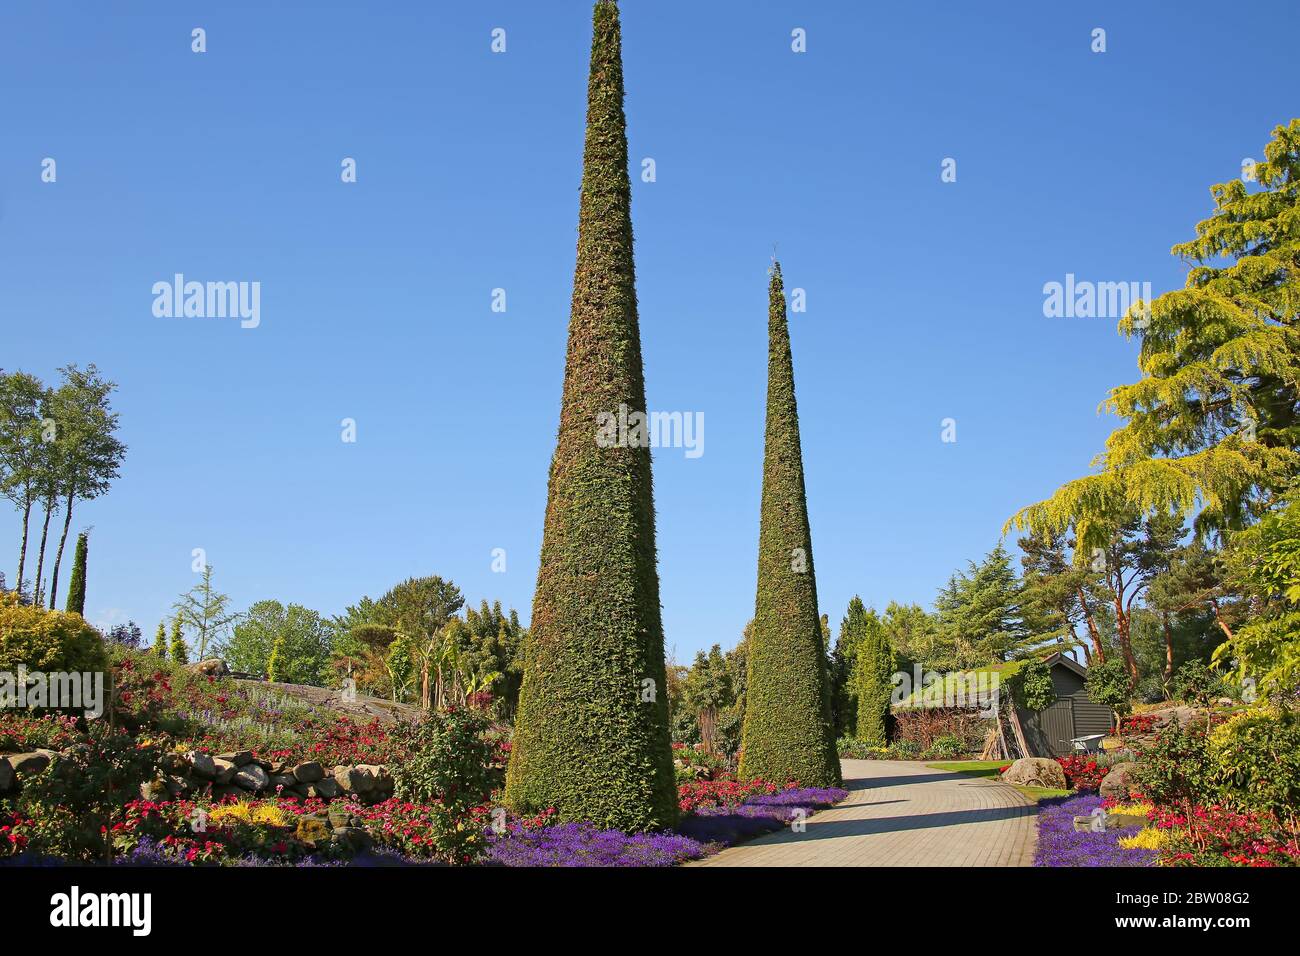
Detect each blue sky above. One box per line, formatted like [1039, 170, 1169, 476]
[2, 1, 1296, 662]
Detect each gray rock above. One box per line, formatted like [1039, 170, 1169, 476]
[328, 806, 357, 830]
[270, 773, 297, 792]
[232, 763, 270, 792]
[334, 765, 375, 794]
[6, 752, 51, 777]
[312, 777, 341, 800]
[1099, 761, 1140, 802]
[212, 784, 244, 801]
[0, 758, 13, 793]
[212, 757, 238, 785]
[330, 827, 373, 852]
[292, 761, 324, 783]
[187, 659, 230, 678]
[216, 750, 254, 767]
[188, 751, 217, 779]
[1000, 757, 1068, 790]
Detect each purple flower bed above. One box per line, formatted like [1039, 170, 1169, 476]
[745, 787, 848, 808]
[1034, 795, 1156, 867]
[676, 787, 849, 846]
[487, 822, 709, 867]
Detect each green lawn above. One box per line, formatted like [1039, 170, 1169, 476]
[927, 761, 1073, 803]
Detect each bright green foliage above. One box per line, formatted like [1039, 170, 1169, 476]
[168, 616, 188, 665]
[1009, 659, 1056, 712]
[64, 532, 87, 615]
[1009, 120, 1300, 549]
[226, 600, 335, 685]
[738, 262, 840, 789]
[1217, 495, 1300, 698]
[1208, 708, 1300, 817]
[1085, 655, 1132, 720]
[151, 622, 168, 659]
[0, 590, 108, 675]
[850, 602, 894, 745]
[505, 1, 676, 830]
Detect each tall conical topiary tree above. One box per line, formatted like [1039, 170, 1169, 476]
[152, 621, 168, 659]
[504, 0, 675, 831]
[64, 531, 88, 615]
[739, 262, 841, 788]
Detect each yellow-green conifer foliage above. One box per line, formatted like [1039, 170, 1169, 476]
[1010, 120, 1300, 548]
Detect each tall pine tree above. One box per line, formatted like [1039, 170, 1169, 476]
[505, 0, 676, 830]
[739, 262, 840, 788]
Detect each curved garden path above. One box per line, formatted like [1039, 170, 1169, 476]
[692, 759, 1037, 867]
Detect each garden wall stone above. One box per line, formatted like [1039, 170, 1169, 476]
[1001, 756, 1067, 790]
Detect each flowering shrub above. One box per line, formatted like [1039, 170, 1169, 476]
[1119, 713, 1157, 737]
[345, 798, 490, 865]
[387, 708, 499, 809]
[1055, 755, 1106, 791]
[677, 776, 780, 814]
[0, 712, 83, 752]
[1151, 804, 1300, 867]
[672, 743, 730, 783]
[1118, 827, 1167, 851]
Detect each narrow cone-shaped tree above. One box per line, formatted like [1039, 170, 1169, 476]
[739, 262, 842, 788]
[64, 531, 88, 615]
[504, 0, 676, 831]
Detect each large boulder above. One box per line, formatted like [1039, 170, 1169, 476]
[212, 757, 238, 785]
[0, 757, 15, 793]
[188, 751, 216, 780]
[1099, 761, 1140, 802]
[187, 659, 230, 678]
[292, 761, 324, 783]
[216, 750, 254, 768]
[232, 763, 270, 792]
[1001, 757, 1067, 790]
[6, 752, 52, 777]
[334, 765, 375, 795]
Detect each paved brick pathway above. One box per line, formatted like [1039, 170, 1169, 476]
[691, 759, 1036, 867]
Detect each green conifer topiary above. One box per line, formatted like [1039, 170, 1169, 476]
[505, 0, 676, 830]
[64, 532, 88, 616]
[152, 622, 168, 659]
[168, 616, 188, 665]
[739, 262, 841, 788]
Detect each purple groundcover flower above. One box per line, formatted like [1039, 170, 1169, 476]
[487, 822, 709, 867]
[1034, 795, 1156, 868]
[745, 787, 848, 808]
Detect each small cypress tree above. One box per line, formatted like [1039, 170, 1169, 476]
[739, 262, 841, 788]
[267, 636, 285, 682]
[505, 0, 676, 830]
[152, 621, 169, 659]
[853, 607, 895, 746]
[169, 616, 189, 665]
[64, 531, 88, 615]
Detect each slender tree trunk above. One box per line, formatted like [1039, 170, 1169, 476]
[1077, 586, 1104, 662]
[1209, 600, 1235, 642]
[15, 495, 32, 595]
[1161, 612, 1175, 685]
[48, 489, 75, 613]
[33, 498, 54, 607]
[1114, 593, 1139, 688]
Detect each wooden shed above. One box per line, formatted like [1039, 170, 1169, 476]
[1019, 652, 1115, 756]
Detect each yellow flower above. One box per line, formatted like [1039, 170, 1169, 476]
[1118, 827, 1167, 850]
[1108, 802, 1154, 817]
